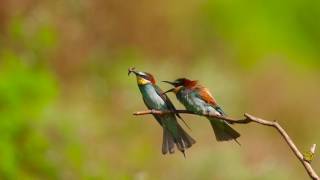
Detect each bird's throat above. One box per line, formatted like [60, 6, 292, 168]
[137, 76, 150, 85]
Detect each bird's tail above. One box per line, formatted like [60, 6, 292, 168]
[209, 117, 241, 145]
[162, 125, 196, 156]
[162, 128, 175, 154]
[175, 124, 196, 157]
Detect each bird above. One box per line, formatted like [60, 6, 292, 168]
[128, 68, 196, 156]
[163, 78, 240, 144]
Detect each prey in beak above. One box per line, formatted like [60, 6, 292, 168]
[128, 67, 137, 76]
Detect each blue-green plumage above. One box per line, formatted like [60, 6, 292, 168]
[129, 69, 195, 155]
[139, 84, 195, 155]
[163, 78, 240, 144]
[139, 84, 180, 138]
[176, 87, 240, 143]
[176, 87, 211, 115]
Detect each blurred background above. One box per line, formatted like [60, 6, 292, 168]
[1, 0, 320, 179]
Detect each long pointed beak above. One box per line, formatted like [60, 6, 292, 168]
[128, 67, 138, 76]
[163, 88, 175, 94]
[162, 80, 175, 86]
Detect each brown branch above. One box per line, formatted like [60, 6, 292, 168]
[133, 109, 319, 180]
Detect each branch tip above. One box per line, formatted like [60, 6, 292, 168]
[311, 144, 316, 154]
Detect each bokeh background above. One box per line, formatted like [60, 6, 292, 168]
[1, 0, 320, 179]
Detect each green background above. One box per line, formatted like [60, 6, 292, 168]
[0, 0, 319, 179]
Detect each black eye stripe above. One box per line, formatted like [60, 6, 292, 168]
[142, 75, 148, 79]
[139, 74, 150, 81]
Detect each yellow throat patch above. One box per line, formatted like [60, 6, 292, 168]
[137, 76, 150, 85]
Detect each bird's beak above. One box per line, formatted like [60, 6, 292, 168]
[162, 81, 178, 94]
[162, 80, 176, 86]
[163, 88, 175, 94]
[128, 67, 138, 76]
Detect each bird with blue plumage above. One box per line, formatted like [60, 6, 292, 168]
[163, 78, 241, 145]
[128, 68, 195, 156]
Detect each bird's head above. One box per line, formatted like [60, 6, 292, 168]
[162, 78, 197, 94]
[128, 67, 156, 85]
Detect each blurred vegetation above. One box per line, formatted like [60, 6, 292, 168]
[0, 0, 319, 179]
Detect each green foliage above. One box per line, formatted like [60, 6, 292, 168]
[198, 0, 320, 68]
[0, 51, 58, 179]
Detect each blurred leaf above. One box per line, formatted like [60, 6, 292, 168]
[0, 50, 58, 179]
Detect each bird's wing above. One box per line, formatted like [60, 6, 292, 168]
[154, 85, 191, 130]
[195, 86, 227, 116]
[195, 86, 217, 106]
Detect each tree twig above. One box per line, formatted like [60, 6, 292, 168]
[133, 109, 319, 180]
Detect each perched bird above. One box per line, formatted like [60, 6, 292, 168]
[128, 68, 195, 156]
[163, 78, 240, 144]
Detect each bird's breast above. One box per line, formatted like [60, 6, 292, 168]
[139, 85, 166, 109]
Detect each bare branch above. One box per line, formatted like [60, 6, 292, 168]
[133, 109, 251, 123]
[133, 109, 319, 180]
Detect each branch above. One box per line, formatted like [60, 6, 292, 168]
[133, 109, 319, 180]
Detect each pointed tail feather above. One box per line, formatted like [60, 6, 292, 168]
[209, 117, 240, 144]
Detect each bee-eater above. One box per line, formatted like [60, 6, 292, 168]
[163, 78, 240, 144]
[128, 68, 196, 155]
